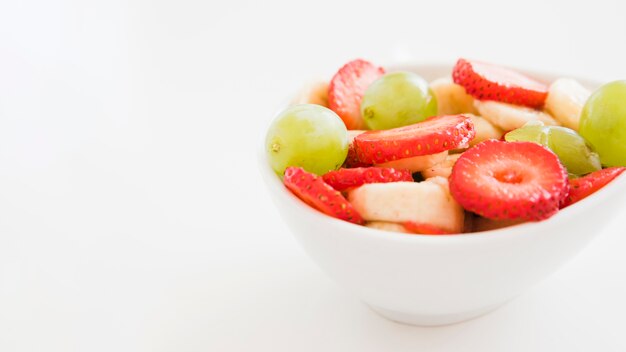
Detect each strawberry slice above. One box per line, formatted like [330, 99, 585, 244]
[328, 59, 385, 130]
[353, 114, 475, 164]
[561, 167, 626, 208]
[343, 130, 371, 168]
[403, 221, 454, 235]
[343, 143, 372, 168]
[323, 167, 412, 192]
[449, 140, 568, 221]
[283, 167, 364, 224]
[452, 58, 548, 108]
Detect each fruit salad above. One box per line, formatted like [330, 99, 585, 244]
[265, 58, 626, 234]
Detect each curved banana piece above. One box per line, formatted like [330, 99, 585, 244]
[347, 177, 464, 233]
[365, 221, 409, 233]
[376, 151, 447, 173]
[469, 114, 504, 146]
[421, 153, 462, 179]
[430, 77, 478, 115]
[474, 100, 558, 131]
[544, 78, 590, 131]
[291, 80, 329, 107]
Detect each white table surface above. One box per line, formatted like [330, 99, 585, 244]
[1, 0, 626, 351]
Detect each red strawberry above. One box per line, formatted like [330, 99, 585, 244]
[328, 59, 385, 130]
[452, 58, 548, 108]
[343, 130, 371, 168]
[283, 167, 364, 224]
[322, 167, 412, 192]
[343, 143, 372, 168]
[561, 167, 626, 208]
[403, 221, 454, 235]
[354, 114, 475, 164]
[449, 140, 568, 221]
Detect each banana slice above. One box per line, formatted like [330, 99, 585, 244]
[421, 153, 462, 179]
[291, 80, 329, 106]
[474, 100, 559, 131]
[430, 77, 478, 115]
[365, 221, 409, 233]
[347, 177, 464, 233]
[544, 78, 591, 131]
[375, 151, 447, 173]
[469, 114, 504, 146]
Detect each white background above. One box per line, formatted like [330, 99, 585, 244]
[1, 0, 626, 351]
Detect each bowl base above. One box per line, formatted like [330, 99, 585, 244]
[368, 302, 506, 327]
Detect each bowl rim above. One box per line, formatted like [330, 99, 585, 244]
[259, 61, 626, 243]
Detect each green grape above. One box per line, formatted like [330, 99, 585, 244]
[360, 72, 438, 130]
[505, 123, 549, 144]
[265, 104, 348, 176]
[548, 127, 602, 176]
[505, 123, 601, 176]
[579, 80, 626, 167]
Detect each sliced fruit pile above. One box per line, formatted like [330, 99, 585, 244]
[266, 58, 626, 234]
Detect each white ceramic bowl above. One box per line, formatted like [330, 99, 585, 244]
[259, 63, 626, 326]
